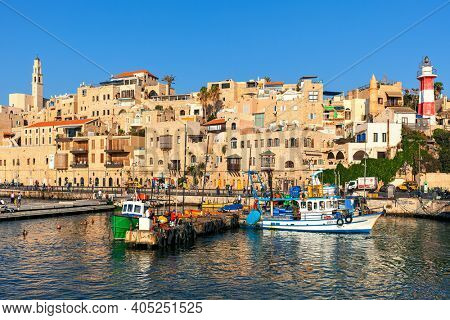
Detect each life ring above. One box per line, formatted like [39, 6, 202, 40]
[345, 216, 353, 224]
[336, 218, 344, 226]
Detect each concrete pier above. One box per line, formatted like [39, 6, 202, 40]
[0, 200, 115, 221]
[124, 213, 240, 249]
[367, 198, 450, 220]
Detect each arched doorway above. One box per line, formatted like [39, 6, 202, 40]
[80, 177, 84, 186]
[109, 177, 113, 187]
[353, 150, 368, 161]
[95, 177, 99, 187]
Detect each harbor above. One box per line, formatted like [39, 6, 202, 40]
[0, 210, 448, 299]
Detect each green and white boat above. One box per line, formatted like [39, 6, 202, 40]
[111, 200, 149, 240]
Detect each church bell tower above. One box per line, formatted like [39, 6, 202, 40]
[32, 56, 43, 111]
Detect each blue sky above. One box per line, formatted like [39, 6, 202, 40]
[0, 0, 449, 105]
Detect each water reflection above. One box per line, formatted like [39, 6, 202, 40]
[0, 214, 448, 299]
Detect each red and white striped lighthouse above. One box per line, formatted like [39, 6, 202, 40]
[417, 56, 437, 124]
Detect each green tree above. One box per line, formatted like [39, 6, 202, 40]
[198, 86, 210, 121]
[162, 75, 175, 95]
[433, 128, 450, 172]
[434, 81, 444, 100]
[263, 76, 271, 82]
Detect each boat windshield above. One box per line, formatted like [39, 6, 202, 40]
[134, 205, 141, 214]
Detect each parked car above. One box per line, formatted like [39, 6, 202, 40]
[397, 181, 418, 192]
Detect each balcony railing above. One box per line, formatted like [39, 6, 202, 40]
[105, 148, 127, 153]
[71, 162, 88, 168]
[105, 162, 124, 168]
[70, 148, 88, 154]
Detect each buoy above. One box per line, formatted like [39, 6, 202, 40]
[56, 225, 62, 230]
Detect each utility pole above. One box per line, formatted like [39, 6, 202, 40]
[200, 135, 210, 206]
[182, 123, 187, 214]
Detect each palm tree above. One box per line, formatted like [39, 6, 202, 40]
[434, 82, 444, 100]
[209, 85, 220, 103]
[198, 86, 210, 121]
[162, 75, 175, 95]
[263, 76, 271, 82]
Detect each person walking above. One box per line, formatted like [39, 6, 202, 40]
[17, 192, 22, 209]
[10, 191, 15, 204]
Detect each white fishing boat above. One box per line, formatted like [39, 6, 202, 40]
[248, 197, 383, 233]
[245, 170, 383, 234]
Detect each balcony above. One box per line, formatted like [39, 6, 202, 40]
[70, 148, 88, 154]
[105, 161, 124, 168]
[71, 162, 88, 168]
[130, 118, 142, 127]
[226, 154, 242, 172]
[159, 135, 173, 150]
[105, 148, 127, 154]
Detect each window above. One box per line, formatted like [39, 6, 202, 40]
[308, 91, 319, 102]
[254, 140, 258, 148]
[180, 110, 186, 116]
[91, 154, 95, 163]
[260, 139, 264, 148]
[254, 113, 264, 128]
[191, 155, 197, 163]
[267, 139, 272, 147]
[231, 123, 237, 130]
[382, 133, 387, 142]
[91, 140, 95, 149]
[240, 141, 245, 148]
[378, 98, 383, 104]
[33, 158, 35, 165]
[149, 158, 153, 165]
[100, 153, 104, 163]
[373, 133, 378, 142]
[402, 117, 408, 124]
[247, 141, 251, 148]
[274, 138, 280, 147]
[231, 138, 237, 149]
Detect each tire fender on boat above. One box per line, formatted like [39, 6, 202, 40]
[345, 216, 353, 224]
[336, 218, 344, 226]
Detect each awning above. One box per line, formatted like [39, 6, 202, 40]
[385, 91, 402, 98]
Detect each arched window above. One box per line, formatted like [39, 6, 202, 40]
[109, 177, 113, 187]
[274, 138, 280, 147]
[180, 110, 186, 116]
[191, 155, 197, 163]
[327, 152, 335, 159]
[80, 177, 84, 186]
[285, 161, 294, 168]
[95, 177, 99, 186]
[158, 160, 163, 166]
[353, 150, 368, 161]
[336, 151, 345, 160]
[231, 138, 237, 149]
[149, 157, 153, 165]
[102, 178, 106, 186]
[116, 178, 120, 186]
[58, 177, 62, 186]
[231, 122, 237, 130]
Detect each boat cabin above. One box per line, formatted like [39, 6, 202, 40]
[121, 200, 149, 217]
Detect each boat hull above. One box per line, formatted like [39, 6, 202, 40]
[111, 215, 139, 240]
[260, 212, 383, 233]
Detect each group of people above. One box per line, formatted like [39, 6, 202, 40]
[9, 191, 23, 208]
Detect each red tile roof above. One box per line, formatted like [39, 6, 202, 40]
[202, 118, 226, 126]
[265, 81, 284, 86]
[27, 119, 95, 128]
[113, 69, 158, 79]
